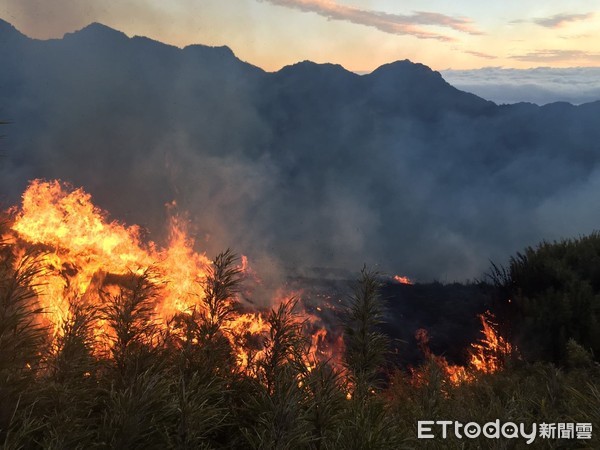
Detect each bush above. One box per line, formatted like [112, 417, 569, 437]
[490, 233, 600, 364]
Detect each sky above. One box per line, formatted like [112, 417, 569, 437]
[1, 0, 599, 72]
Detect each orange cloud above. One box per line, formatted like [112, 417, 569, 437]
[510, 49, 600, 63]
[464, 50, 496, 60]
[533, 12, 594, 28]
[263, 0, 483, 42]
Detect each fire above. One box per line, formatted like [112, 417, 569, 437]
[5, 179, 340, 370]
[3, 179, 511, 386]
[393, 274, 413, 285]
[10, 180, 210, 335]
[412, 328, 473, 386]
[412, 311, 513, 387]
[468, 311, 513, 374]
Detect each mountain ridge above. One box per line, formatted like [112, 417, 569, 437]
[3, 18, 600, 109]
[0, 19, 496, 104]
[1, 18, 600, 281]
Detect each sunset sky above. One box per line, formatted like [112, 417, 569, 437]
[1, 0, 599, 72]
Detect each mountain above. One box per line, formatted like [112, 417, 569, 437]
[1, 20, 600, 281]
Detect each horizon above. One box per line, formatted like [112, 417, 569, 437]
[1, 0, 599, 72]
[3, 17, 600, 74]
[4, 16, 600, 106]
[0, 17, 600, 76]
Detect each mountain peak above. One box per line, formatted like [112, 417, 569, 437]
[279, 60, 350, 73]
[275, 60, 358, 84]
[369, 59, 444, 82]
[366, 59, 450, 97]
[64, 22, 128, 41]
[183, 43, 235, 58]
[364, 59, 493, 116]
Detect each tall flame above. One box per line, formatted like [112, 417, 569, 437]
[5, 179, 511, 383]
[412, 311, 513, 387]
[468, 311, 513, 374]
[6, 179, 341, 370]
[10, 180, 210, 334]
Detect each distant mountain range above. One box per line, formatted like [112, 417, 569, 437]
[442, 67, 600, 106]
[1, 18, 600, 280]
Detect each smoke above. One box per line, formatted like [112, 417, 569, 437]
[2, 22, 600, 283]
[0, 0, 160, 39]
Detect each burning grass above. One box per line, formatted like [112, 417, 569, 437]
[0, 179, 598, 448]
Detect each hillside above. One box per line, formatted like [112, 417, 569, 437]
[1, 19, 600, 281]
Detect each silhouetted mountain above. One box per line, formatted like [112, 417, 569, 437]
[366, 60, 494, 119]
[64, 22, 129, 43]
[1, 19, 600, 281]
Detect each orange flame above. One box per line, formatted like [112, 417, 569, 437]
[7, 179, 341, 371]
[393, 275, 413, 285]
[10, 180, 210, 334]
[412, 312, 513, 387]
[468, 311, 513, 374]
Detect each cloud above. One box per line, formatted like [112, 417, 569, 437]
[533, 12, 594, 28]
[463, 50, 495, 59]
[510, 49, 600, 63]
[441, 67, 600, 105]
[262, 0, 482, 41]
[559, 33, 591, 40]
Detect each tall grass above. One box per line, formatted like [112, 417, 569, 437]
[0, 238, 598, 448]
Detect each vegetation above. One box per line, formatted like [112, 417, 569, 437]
[0, 227, 598, 448]
[490, 233, 600, 364]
